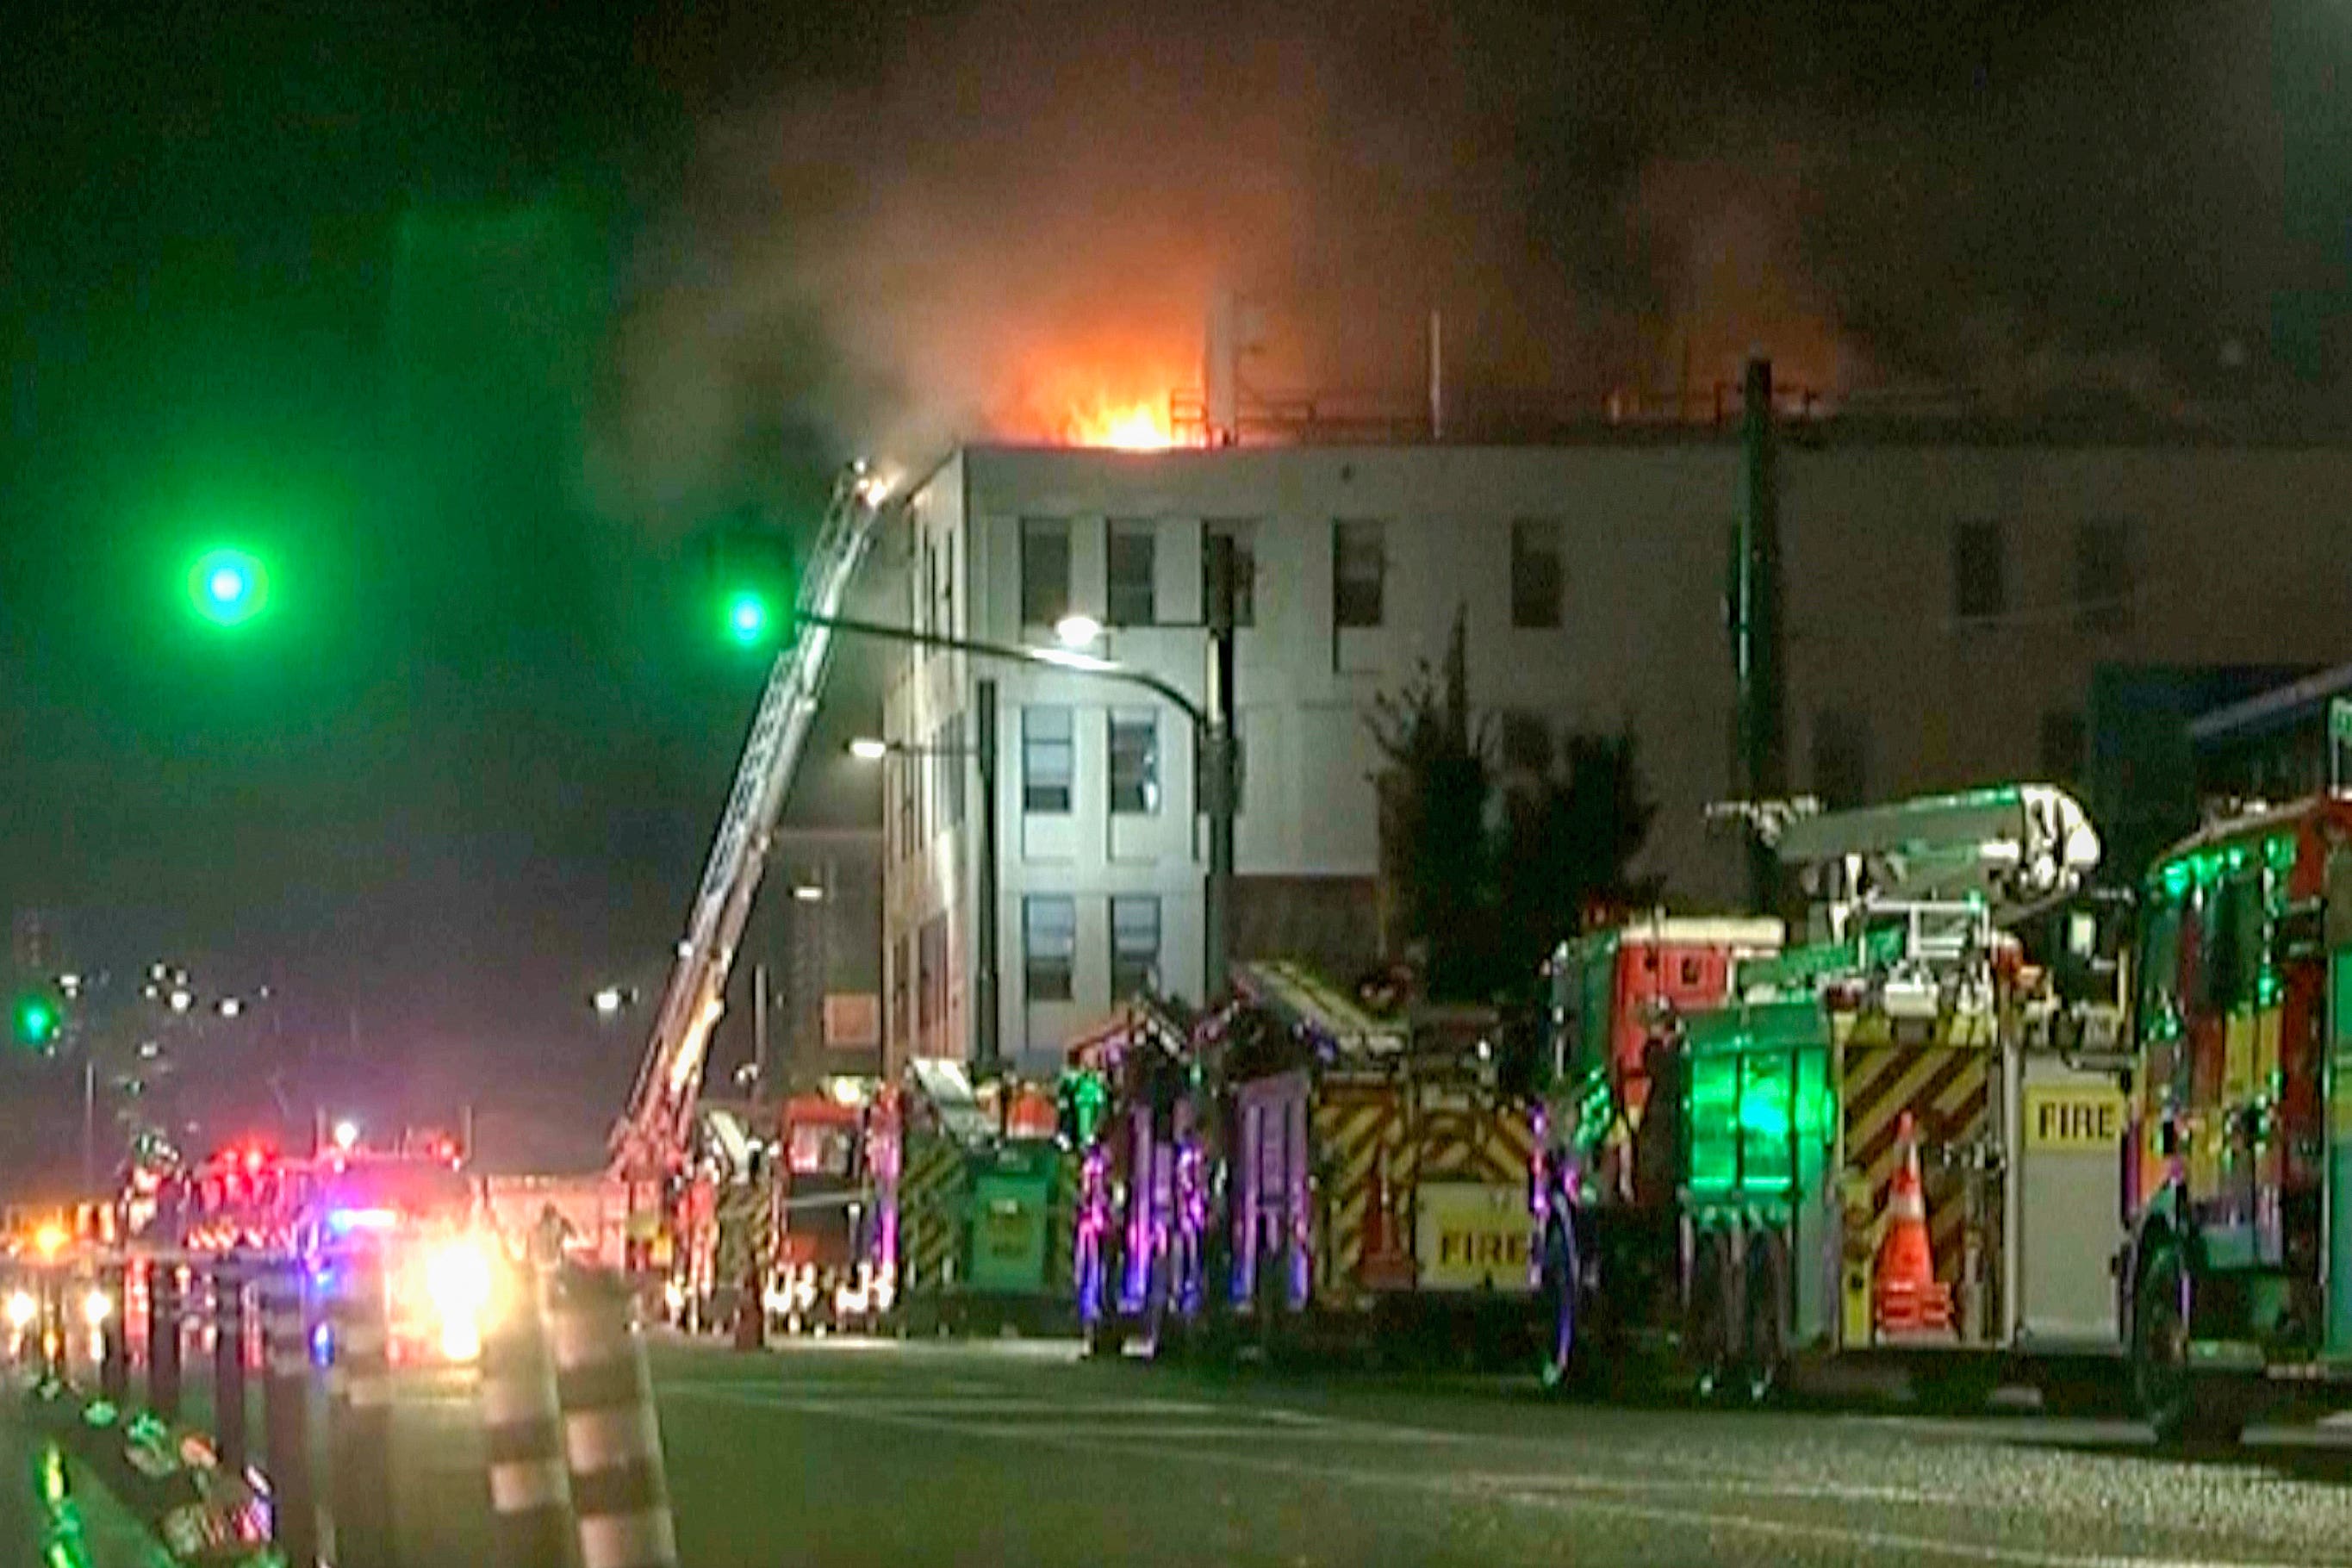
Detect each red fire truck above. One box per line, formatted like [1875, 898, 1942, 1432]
[141, 1136, 495, 1365]
[769, 1092, 882, 1332]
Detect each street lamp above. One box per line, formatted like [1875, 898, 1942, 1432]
[848, 737, 890, 762]
[1053, 613, 1103, 650]
[332, 1118, 361, 1153]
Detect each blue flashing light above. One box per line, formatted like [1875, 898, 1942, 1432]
[326, 1207, 396, 1237]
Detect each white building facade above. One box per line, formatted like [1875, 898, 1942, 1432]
[880, 437, 2352, 1079]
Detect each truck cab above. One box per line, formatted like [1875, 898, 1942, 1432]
[2121, 795, 2352, 1440]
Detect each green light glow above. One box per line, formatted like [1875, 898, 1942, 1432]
[187, 547, 268, 626]
[11, 993, 59, 1049]
[725, 591, 771, 644]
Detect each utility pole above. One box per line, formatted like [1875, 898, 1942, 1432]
[974, 680, 1001, 1073]
[1733, 354, 1789, 915]
[1204, 532, 1240, 1002]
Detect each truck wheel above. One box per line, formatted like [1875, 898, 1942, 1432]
[2131, 1241, 2242, 1447]
[1537, 1216, 1580, 1392]
[1740, 1231, 1789, 1405]
[1685, 1229, 1736, 1402]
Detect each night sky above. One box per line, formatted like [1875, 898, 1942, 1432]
[3, 3, 2346, 1182]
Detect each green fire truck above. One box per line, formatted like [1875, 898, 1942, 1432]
[1537, 786, 2134, 1409]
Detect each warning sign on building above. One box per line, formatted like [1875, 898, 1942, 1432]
[2024, 1085, 2126, 1151]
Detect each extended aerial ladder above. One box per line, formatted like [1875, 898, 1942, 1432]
[608, 463, 894, 1266]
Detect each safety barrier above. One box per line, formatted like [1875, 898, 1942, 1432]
[6, 1246, 678, 1568]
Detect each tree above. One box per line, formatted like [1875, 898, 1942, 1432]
[1366, 609, 1496, 1001]
[1494, 729, 1662, 998]
[1369, 607, 1663, 1007]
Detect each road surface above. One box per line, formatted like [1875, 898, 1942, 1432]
[361, 1338, 2352, 1567]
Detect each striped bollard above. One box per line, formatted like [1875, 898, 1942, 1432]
[551, 1270, 678, 1568]
[213, 1255, 249, 1475]
[99, 1261, 128, 1403]
[480, 1263, 581, 1568]
[261, 1258, 320, 1568]
[327, 1252, 395, 1568]
[149, 1260, 183, 1422]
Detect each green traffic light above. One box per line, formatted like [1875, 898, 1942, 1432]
[189, 547, 268, 626]
[10, 993, 59, 1050]
[725, 590, 772, 645]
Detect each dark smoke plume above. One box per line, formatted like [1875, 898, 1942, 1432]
[591, 0, 2314, 513]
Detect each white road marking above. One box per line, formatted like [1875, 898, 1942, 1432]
[665, 1384, 2348, 1568]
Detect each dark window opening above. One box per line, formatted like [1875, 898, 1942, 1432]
[1952, 520, 2007, 621]
[1024, 896, 1076, 1003]
[1510, 519, 1565, 628]
[1021, 518, 1071, 626]
[1334, 520, 1386, 629]
[1107, 520, 1157, 626]
[1023, 706, 1073, 814]
[1202, 521, 1258, 627]
[1110, 895, 1160, 1000]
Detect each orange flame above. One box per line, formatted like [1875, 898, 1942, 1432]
[1068, 395, 1177, 451]
[992, 339, 1197, 450]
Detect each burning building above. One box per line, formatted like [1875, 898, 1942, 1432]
[873, 331, 2352, 1076]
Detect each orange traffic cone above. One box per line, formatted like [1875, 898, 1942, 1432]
[1873, 1113, 1953, 1337]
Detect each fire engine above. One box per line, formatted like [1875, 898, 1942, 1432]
[1075, 962, 1535, 1363]
[140, 1134, 495, 1365]
[880, 1059, 1077, 1336]
[764, 1089, 887, 1334]
[2119, 792, 2352, 1440]
[1538, 784, 2133, 1408]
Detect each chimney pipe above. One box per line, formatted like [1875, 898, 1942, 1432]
[1428, 308, 1445, 441]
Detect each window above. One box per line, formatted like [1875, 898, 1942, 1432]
[915, 535, 933, 638]
[1497, 710, 1552, 775]
[1021, 518, 1071, 626]
[897, 737, 918, 846]
[1333, 520, 1386, 628]
[943, 713, 966, 828]
[1024, 896, 1076, 1003]
[1022, 706, 1073, 813]
[918, 914, 948, 1036]
[2073, 520, 2132, 634]
[1510, 519, 1565, 628]
[1201, 520, 1258, 627]
[1811, 706, 1870, 809]
[1107, 520, 1156, 626]
[893, 932, 912, 1050]
[1109, 712, 1160, 814]
[787, 1121, 855, 1178]
[1952, 520, 2007, 621]
[1111, 895, 1161, 1000]
[2038, 709, 2086, 783]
